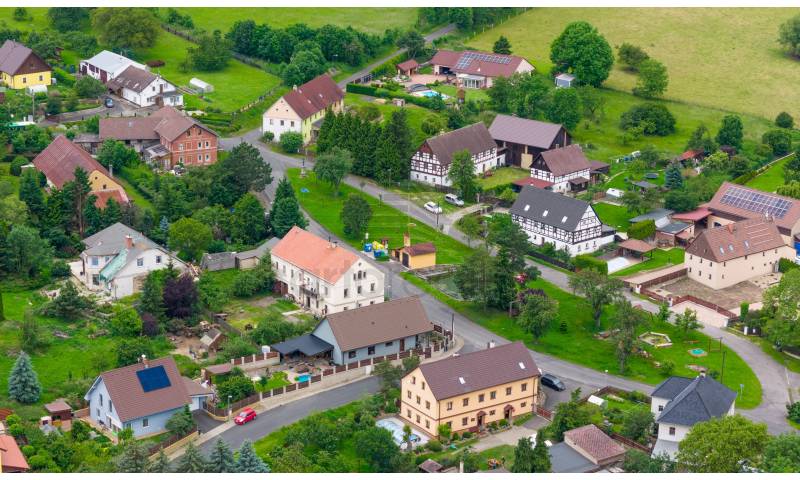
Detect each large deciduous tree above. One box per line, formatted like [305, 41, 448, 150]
[314, 146, 352, 195]
[447, 149, 479, 202]
[763, 269, 800, 349]
[612, 299, 647, 373]
[763, 433, 800, 473]
[617, 42, 649, 71]
[230, 193, 267, 245]
[454, 249, 496, 309]
[778, 13, 800, 57]
[168, 218, 213, 262]
[546, 87, 582, 130]
[715, 114, 744, 149]
[210, 142, 272, 207]
[633, 58, 669, 99]
[676, 415, 768, 473]
[516, 293, 558, 342]
[340, 194, 372, 238]
[568, 269, 623, 330]
[550, 21, 614, 87]
[91, 8, 160, 50]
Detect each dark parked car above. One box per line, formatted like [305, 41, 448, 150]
[104, 97, 114, 108]
[541, 373, 566, 391]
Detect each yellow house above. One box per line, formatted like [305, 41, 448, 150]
[401, 342, 540, 438]
[262, 74, 344, 144]
[394, 232, 437, 269]
[0, 40, 52, 90]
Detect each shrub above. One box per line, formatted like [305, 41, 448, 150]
[280, 132, 303, 153]
[146, 59, 165, 68]
[620, 103, 676, 136]
[427, 439, 443, 452]
[498, 419, 508, 428]
[788, 402, 800, 423]
[461, 431, 472, 439]
[50, 261, 71, 278]
[778, 257, 799, 273]
[659, 360, 675, 376]
[762, 129, 793, 156]
[451, 432, 460, 441]
[261, 131, 274, 143]
[628, 219, 656, 240]
[775, 111, 794, 129]
[10, 156, 28, 176]
[574, 254, 608, 274]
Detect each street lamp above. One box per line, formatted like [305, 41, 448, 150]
[227, 395, 232, 421]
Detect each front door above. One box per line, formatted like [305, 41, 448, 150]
[402, 252, 409, 267]
[477, 412, 485, 427]
[399, 338, 405, 352]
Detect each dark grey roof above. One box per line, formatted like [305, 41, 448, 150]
[82, 222, 160, 256]
[656, 375, 737, 426]
[629, 208, 673, 223]
[657, 221, 690, 234]
[489, 114, 564, 149]
[272, 333, 333, 357]
[549, 442, 596, 473]
[236, 238, 277, 261]
[652, 376, 694, 400]
[632, 180, 658, 189]
[107, 65, 157, 93]
[201, 252, 236, 271]
[510, 185, 594, 232]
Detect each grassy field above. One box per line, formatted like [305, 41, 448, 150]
[169, 7, 419, 35]
[592, 202, 633, 232]
[745, 153, 795, 193]
[467, 8, 800, 120]
[288, 168, 473, 264]
[345, 93, 442, 146]
[477, 166, 530, 191]
[612, 248, 686, 277]
[402, 273, 761, 408]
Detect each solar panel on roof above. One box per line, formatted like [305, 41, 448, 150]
[719, 186, 791, 219]
[455, 51, 513, 70]
[136, 365, 171, 392]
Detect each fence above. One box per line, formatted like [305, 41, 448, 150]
[630, 268, 688, 290]
[528, 250, 575, 272]
[534, 405, 553, 420]
[146, 427, 198, 455]
[641, 288, 736, 320]
[609, 431, 651, 453]
[230, 351, 279, 366]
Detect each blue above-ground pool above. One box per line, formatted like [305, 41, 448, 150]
[295, 374, 311, 383]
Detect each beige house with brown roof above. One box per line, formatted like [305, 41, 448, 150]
[401, 342, 540, 437]
[271, 226, 384, 315]
[262, 74, 344, 144]
[685, 218, 795, 289]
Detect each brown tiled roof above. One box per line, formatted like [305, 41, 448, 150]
[182, 377, 214, 397]
[95, 357, 189, 423]
[430, 50, 461, 68]
[705, 182, 800, 233]
[282, 74, 344, 120]
[564, 424, 625, 465]
[93, 189, 129, 208]
[0, 39, 48, 76]
[417, 342, 538, 401]
[106, 65, 157, 93]
[271, 226, 358, 284]
[513, 177, 553, 189]
[325, 296, 433, 351]
[589, 160, 610, 173]
[99, 116, 161, 141]
[33, 136, 111, 189]
[619, 239, 654, 254]
[396, 59, 419, 71]
[489, 114, 565, 149]
[537, 144, 591, 177]
[431, 49, 528, 78]
[44, 398, 72, 413]
[404, 242, 436, 256]
[0, 434, 29, 472]
[422, 122, 496, 167]
[686, 218, 787, 262]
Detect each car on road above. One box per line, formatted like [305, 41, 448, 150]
[234, 407, 257, 425]
[541, 373, 566, 391]
[444, 193, 464, 206]
[104, 97, 114, 108]
[424, 201, 443, 214]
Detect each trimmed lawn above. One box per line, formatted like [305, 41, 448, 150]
[401, 273, 761, 409]
[288, 168, 474, 264]
[256, 371, 291, 392]
[170, 7, 419, 35]
[612, 248, 685, 277]
[592, 202, 633, 232]
[386, 181, 464, 215]
[345, 92, 443, 146]
[476, 445, 516, 471]
[746, 153, 795, 193]
[431, 84, 491, 103]
[467, 8, 800, 120]
[477, 166, 530, 191]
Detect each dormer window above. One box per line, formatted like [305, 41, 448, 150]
[542, 210, 548, 217]
[561, 216, 568, 223]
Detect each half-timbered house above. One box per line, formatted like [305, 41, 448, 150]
[410, 123, 498, 187]
[531, 144, 591, 193]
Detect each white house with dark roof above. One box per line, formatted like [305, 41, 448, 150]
[106, 65, 182, 108]
[531, 144, 591, 193]
[411, 122, 499, 186]
[74, 222, 185, 299]
[79, 50, 145, 83]
[650, 375, 736, 459]
[510, 186, 615, 255]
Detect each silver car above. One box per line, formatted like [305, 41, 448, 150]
[444, 193, 464, 206]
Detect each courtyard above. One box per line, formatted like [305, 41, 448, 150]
[656, 275, 770, 310]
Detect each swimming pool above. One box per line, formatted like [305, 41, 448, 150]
[295, 374, 311, 383]
[416, 90, 449, 100]
[376, 417, 429, 447]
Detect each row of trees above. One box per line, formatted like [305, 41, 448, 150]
[418, 7, 526, 32]
[118, 439, 268, 473]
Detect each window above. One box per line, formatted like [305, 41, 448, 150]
[446, 421, 452, 428]
[143, 417, 149, 427]
[658, 405, 664, 412]
[407, 409, 411, 418]
[280, 120, 284, 126]
[370, 283, 375, 292]
[270, 119, 274, 125]
[385, 341, 393, 347]
[506, 387, 512, 395]
[407, 390, 411, 399]
[99, 394, 103, 406]
[416, 415, 420, 423]
[446, 401, 453, 411]
[425, 401, 430, 409]
[343, 288, 349, 298]
[156, 255, 162, 264]
[478, 394, 485, 403]
[179, 143, 184, 151]
[521, 383, 527, 392]
[348, 351, 356, 359]
[108, 400, 113, 412]
[416, 396, 421, 405]
[462, 417, 468, 426]
[39, 74, 43, 81]
[367, 346, 375, 355]
[462, 398, 469, 407]
[669, 426, 676, 436]
[357, 286, 362, 294]
[425, 419, 430, 429]
[490, 391, 496, 400]
[521, 402, 527, 408]
[137, 258, 144, 267]
[91, 257, 99, 266]
[412, 376, 416, 385]
[198, 142, 202, 149]
[489, 410, 495, 415]
[290, 121, 295, 127]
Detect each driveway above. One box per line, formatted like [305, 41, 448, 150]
[671, 301, 729, 328]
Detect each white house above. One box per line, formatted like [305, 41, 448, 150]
[531, 144, 592, 193]
[410, 122, 499, 187]
[430, 49, 534, 89]
[85, 356, 213, 439]
[106, 66, 182, 108]
[79, 50, 145, 83]
[262, 74, 344, 144]
[510, 185, 615, 255]
[650, 375, 737, 459]
[270, 226, 385, 316]
[74, 222, 186, 299]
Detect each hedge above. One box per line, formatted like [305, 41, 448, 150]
[628, 219, 656, 240]
[574, 254, 608, 274]
[779, 257, 799, 273]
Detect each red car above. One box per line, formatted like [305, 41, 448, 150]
[234, 407, 257, 425]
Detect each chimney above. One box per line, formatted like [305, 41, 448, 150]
[109, 163, 113, 178]
[488, 340, 496, 349]
[331, 240, 338, 249]
[403, 232, 411, 248]
[125, 235, 134, 248]
[726, 223, 735, 234]
[292, 84, 298, 91]
[141, 354, 148, 368]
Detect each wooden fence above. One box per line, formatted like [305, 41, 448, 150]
[528, 250, 575, 272]
[534, 405, 553, 420]
[631, 268, 688, 290]
[609, 431, 651, 453]
[231, 351, 279, 366]
[146, 427, 198, 455]
[641, 288, 736, 320]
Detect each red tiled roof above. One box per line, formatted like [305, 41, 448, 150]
[44, 398, 71, 413]
[271, 226, 358, 284]
[564, 424, 625, 465]
[431, 49, 529, 78]
[706, 182, 800, 233]
[513, 177, 553, 189]
[0, 434, 29, 472]
[396, 59, 419, 71]
[671, 207, 711, 222]
[619, 238, 655, 254]
[680, 149, 705, 160]
[93, 189, 129, 208]
[282, 74, 344, 120]
[403, 242, 436, 256]
[33, 136, 111, 189]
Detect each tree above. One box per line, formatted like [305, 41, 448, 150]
[230, 193, 267, 245]
[550, 389, 592, 441]
[64, 166, 92, 237]
[169, 218, 213, 262]
[372, 360, 403, 393]
[148, 449, 171, 473]
[531, 435, 552, 472]
[420, 114, 445, 136]
[576, 85, 605, 122]
[375, 110, 413, 185]
[210, 142, 272, 207]
[776, 111, 795, 129]
[279, 131, 303, 154]
[623, 450, 675, 473]
[314, 146, 352, 195]
[354, 426, 402, 472]
[116, 440, 150, 472]
[516, 293, 558, 342]
[674, 308, 700, 334]
[549, 21, 614, 87]
[48, 7, 89, 32]
[716, 114, 744, 149]
[0, 290, 4, 322]
[664, 162, 684, 189]
[204, 438, 236, 473]
[628, 219, 656, 240]
[569, 269, 623, 330]
[762, 269, 800, 349]
[454, 249, 496, 309]
[166, 405, 196, 437]
[18, 168, 46, 221]
[486, 213, 530, 272]
[396, 30, 425, 58]
[621, 406, 654, 443]
[763, 433, 800, 473]
[110, 307, 142, 337]
[116, 337, 155, 367]
[620, 103, 676, 136]
[437, 423, 452, 442]
[493, 35, 512, 54]
[634, 58, 668, 99]
[490, 247, 517, 310]
[340, 193, 372, 238]
[137, 272, 165, 320]
[163, 274, 198, 320]
[778, 13, 800, 57]
[74, 75, 106, 98]
[91, 7, 160, 49]
[19, 310, 47, 353]
[3, 225, 51, 278]
[762, 129, 793, 156]
[7, 351, 41, 404]
[45, 94, 62, 115]
[97, 139, 137, 172]
[458, 214, 483, 247]
[447, 149, 479, 202]
[45, 281, 94, 321]
[188, 30, 232, 71]
[511, 436, 535, 472]
[612, 299, 647, 372]
[617, 42, 649, 70]
[282, 47, 327, 86]
[677, 415, 768, 473]
[685, 124, 718, 153]
[177, 442, 207, 473]
[234, 439, 269, 473]
[547, 87, 582, 130]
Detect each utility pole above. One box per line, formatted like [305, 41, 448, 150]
[720, 349, 727, 383]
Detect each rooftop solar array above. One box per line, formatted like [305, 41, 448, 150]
[136, 365, 171, 393]
[719, 186, 792, 219]
[455, 51, 512, 70]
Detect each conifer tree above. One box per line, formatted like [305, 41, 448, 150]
[137, 272, 165, 320]
[511, 437, 535, 472]
[531, 435, 552, 472]
[116, 440, 150, 472]
[235, 440, 270, 473]
[664, 162, 684, 190]
[177, 442, 207, 473]
[18, 169, 45, 222]
[147, 449, 171, 473]
[269, 178, 307, 237]
[208, 438, 236, 473]
[7, 351, 42, 404]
